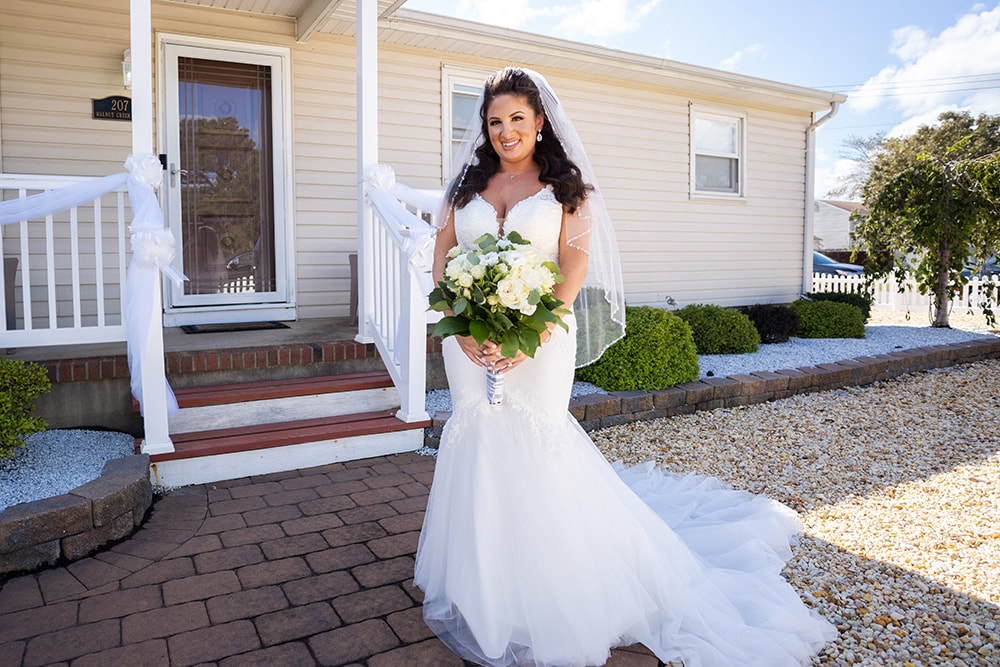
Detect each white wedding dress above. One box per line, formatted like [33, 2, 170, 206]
[414, 186, 836, 667]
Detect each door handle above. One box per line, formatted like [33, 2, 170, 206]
[169, 163, 188, 187]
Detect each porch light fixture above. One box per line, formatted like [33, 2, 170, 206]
[122, 48, 132, 89]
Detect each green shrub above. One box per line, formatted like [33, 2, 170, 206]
[576, 306, 699, 391]
[740, 303, 801, 343]
[790, 300, 866, 338]
[804, 289, 874, 322]
[0, 358, 52, 460]
[675, 304, 760, 354]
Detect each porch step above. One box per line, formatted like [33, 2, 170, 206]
[166, 371, 399, 434]
[143, 371, 431, 488]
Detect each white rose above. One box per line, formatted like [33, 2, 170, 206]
[457, 272, 474, 288]
[497, 277, 526, 309]
[470, 263, 486, 279]
[519, 267, 544, 291]
[503, 251, 526, 268]
[446, 245, 462, 259]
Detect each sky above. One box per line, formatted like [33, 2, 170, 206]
[404, 0, 1000, 200]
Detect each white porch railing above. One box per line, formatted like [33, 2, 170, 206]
[0, 174, 129, 347]
[361, 170, 439, 423]
[811, 273, 1000, 313]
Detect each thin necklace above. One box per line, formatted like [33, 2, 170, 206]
[501, 170, 532, 181]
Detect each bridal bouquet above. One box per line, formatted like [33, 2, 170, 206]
[429, 232, 570, 404]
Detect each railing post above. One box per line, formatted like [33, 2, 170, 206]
[355, 0, 377, 344]
[131, 0, 172, 454]
[395, 258, 429, 422]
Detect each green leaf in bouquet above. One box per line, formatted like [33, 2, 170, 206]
[555, 306, 572, 332]
[527, 289, 541, 306]
[469, 319, 492, 345]
[505, 230, 526, 245]
[432, 316, 470, 338]
[475, 233, 498, 251]
[427, 287, 451, 312]
[500, 329, 520, 358]
[452, 298, 469, 316]
[532, 305, 558, 324]
[468, 253, 480, 265]
[471, 284, 485, 304]
[494, 311, 514, 329]
[521, 314, 547, 332]
[519, 328, 541, 357]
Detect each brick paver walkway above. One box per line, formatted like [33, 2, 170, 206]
[0, 452, 663, 666]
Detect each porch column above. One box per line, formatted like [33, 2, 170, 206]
[131, 0, 173, 454]
[355, 0, 377, 344]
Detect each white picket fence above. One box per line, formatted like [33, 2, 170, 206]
[811, 272, 1000, 314]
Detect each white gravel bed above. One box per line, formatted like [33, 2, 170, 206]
[0, 429, 135, 513]
[592, 359, 1000, 666]
[697, 323, 992, 380]
[426, 323, 997, 413]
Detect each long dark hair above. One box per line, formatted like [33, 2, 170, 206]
[448, 68, 591, 213]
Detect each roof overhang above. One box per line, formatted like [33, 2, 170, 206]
[160, 1, 846, 111]
[382, 10, 846, 113]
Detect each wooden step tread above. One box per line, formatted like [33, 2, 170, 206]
[165, 370, 395, 409]
[148, 409, 430, 462]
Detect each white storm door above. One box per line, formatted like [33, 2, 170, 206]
[162, 41, 289, 309]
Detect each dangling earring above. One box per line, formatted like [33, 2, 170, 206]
[536, 130, 543, 142]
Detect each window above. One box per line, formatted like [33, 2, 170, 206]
[690, 106, 746, 197]
[442, 68, 488, 184]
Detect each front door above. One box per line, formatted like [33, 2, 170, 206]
[162, 40, 290, 318]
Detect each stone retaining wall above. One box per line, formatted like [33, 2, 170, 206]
[0, 455, 152, 577]
[425, 338, 1000, 445]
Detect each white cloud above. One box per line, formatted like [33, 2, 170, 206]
[849, 5, 1000, 121]
[454, 0, 558, 29]
[813, 144, 858, 199]
[453, 0, 661, 45]
[718, 43, 762, 72]
[551, 0, 661, 45]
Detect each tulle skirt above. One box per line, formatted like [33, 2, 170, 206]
[414, 316, 836, 666]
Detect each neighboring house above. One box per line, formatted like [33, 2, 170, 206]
[0, 0, 846, 464]
[814, 199, 865, 253]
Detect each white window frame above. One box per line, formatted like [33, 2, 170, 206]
[441, 66, 489, 186]
[689, 104, 748, 199]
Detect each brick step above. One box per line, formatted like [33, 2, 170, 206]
[147, 410, 431, 487]
[143, 370, 395, 409]
[162, 371, 401, 435]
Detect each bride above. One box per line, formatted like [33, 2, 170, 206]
[414, 67, 836, 667]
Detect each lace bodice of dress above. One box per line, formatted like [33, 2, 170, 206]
[454, 185, 563, 261]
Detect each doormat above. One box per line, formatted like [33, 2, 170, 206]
[181, 321, 290, 334]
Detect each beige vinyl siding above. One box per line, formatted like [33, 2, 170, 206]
[0, 1, 134, 328]
[0, 0, 132, 177]
[2, 0, 822, 323]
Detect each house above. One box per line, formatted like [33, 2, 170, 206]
[0, 0, 846, 483]
[814, 199, 864, 253]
